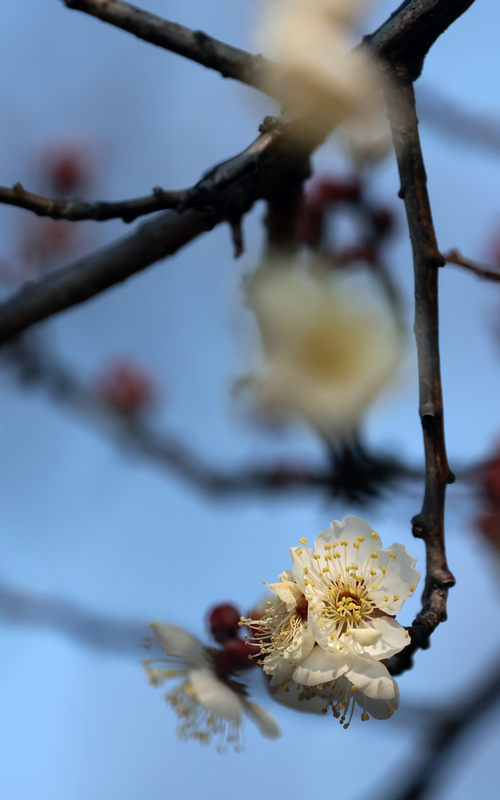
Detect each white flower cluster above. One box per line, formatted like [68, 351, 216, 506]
[143, 622, 280, 752]
[243, 515, 420, 727]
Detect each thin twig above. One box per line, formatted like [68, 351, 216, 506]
[0, 182, 185, 223]
[444, 249, 500, 283]
[384, 69, 455, 676]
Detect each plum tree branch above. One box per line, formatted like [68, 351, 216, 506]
[384, 70, 455, 677]
[0, 0, 477, 342]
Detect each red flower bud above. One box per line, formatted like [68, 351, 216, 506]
[476, 509, 500, 547]
[96, 360, 157, 415]
[216, 638, 259, 673]
[208, 603, 241, 643]
[371, 208, 394, 237]
[485, 462, 500, 505]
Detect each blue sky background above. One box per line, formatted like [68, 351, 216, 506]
[1, 1, 500, 799]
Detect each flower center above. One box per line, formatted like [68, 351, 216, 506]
[322, 583, 373, 630]
[335, 591, 362, 617]
[293, 324, 361, 383]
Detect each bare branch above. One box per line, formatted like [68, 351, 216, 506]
[60, 0, 277, 95]
[61, 0, 477, 96]
[418, 84, 500, 157]
[1, 335, 420, 500]
[0, 207, 213, 343]
[384, 70, 455, 676]
[444, 249, 500, 283]
[0, 574, 146, 656]
[364, 0, 477, 80]
[0, 0, 478, 342]
[384, 653, 500, 800]
[0, 182, 184, 223]
[0, 118, 307, 344]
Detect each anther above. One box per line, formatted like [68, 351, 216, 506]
[300, 537, 308, 544]
[371, 532, 379, 539]
[357, 536, 365, 542]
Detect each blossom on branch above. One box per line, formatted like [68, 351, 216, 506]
[143, 622, 280, 751]
[243, 259, 404, 438]
[243, 516, 419, 725]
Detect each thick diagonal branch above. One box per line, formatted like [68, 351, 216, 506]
[60, 0, 277, 94]
[62, 0, 477, 92]
[0, 119, 307, 343]
[384, 71, 455, 676]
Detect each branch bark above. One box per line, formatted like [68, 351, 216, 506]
[384, 70, 455, 677]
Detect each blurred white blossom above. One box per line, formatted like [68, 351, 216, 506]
[243, 259, 405, 438]
[255, 0, 379, 143]
[143, 622, 280, 751]
[336, 92, 393, 168]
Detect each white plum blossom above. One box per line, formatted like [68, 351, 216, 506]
[246, 516, 419, 726]
[143, 622, 280, 752]
[292, 516, 420, 659]
[244, 260, 404, 438]
[271, 647, 400, 726]
[242, 570, 315, 682]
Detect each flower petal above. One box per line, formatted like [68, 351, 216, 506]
[369, 542, 421, 614]
[292, 645, 355, 686]
[149, 622, 208, 667]
[263, 652, 296, 684]
[268, 680, 328, 715]
[268, 580, 304, 610]
[315, 516, 382, 569]
[354, 680, 400, 719]
[345, 654, 396, 700]
[341, 617, 407, 659]
[243, 700, 281, 739]
[188, 668, 243, 722]
[350, 627, 383, 647]
[290, 545, 315, 591]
